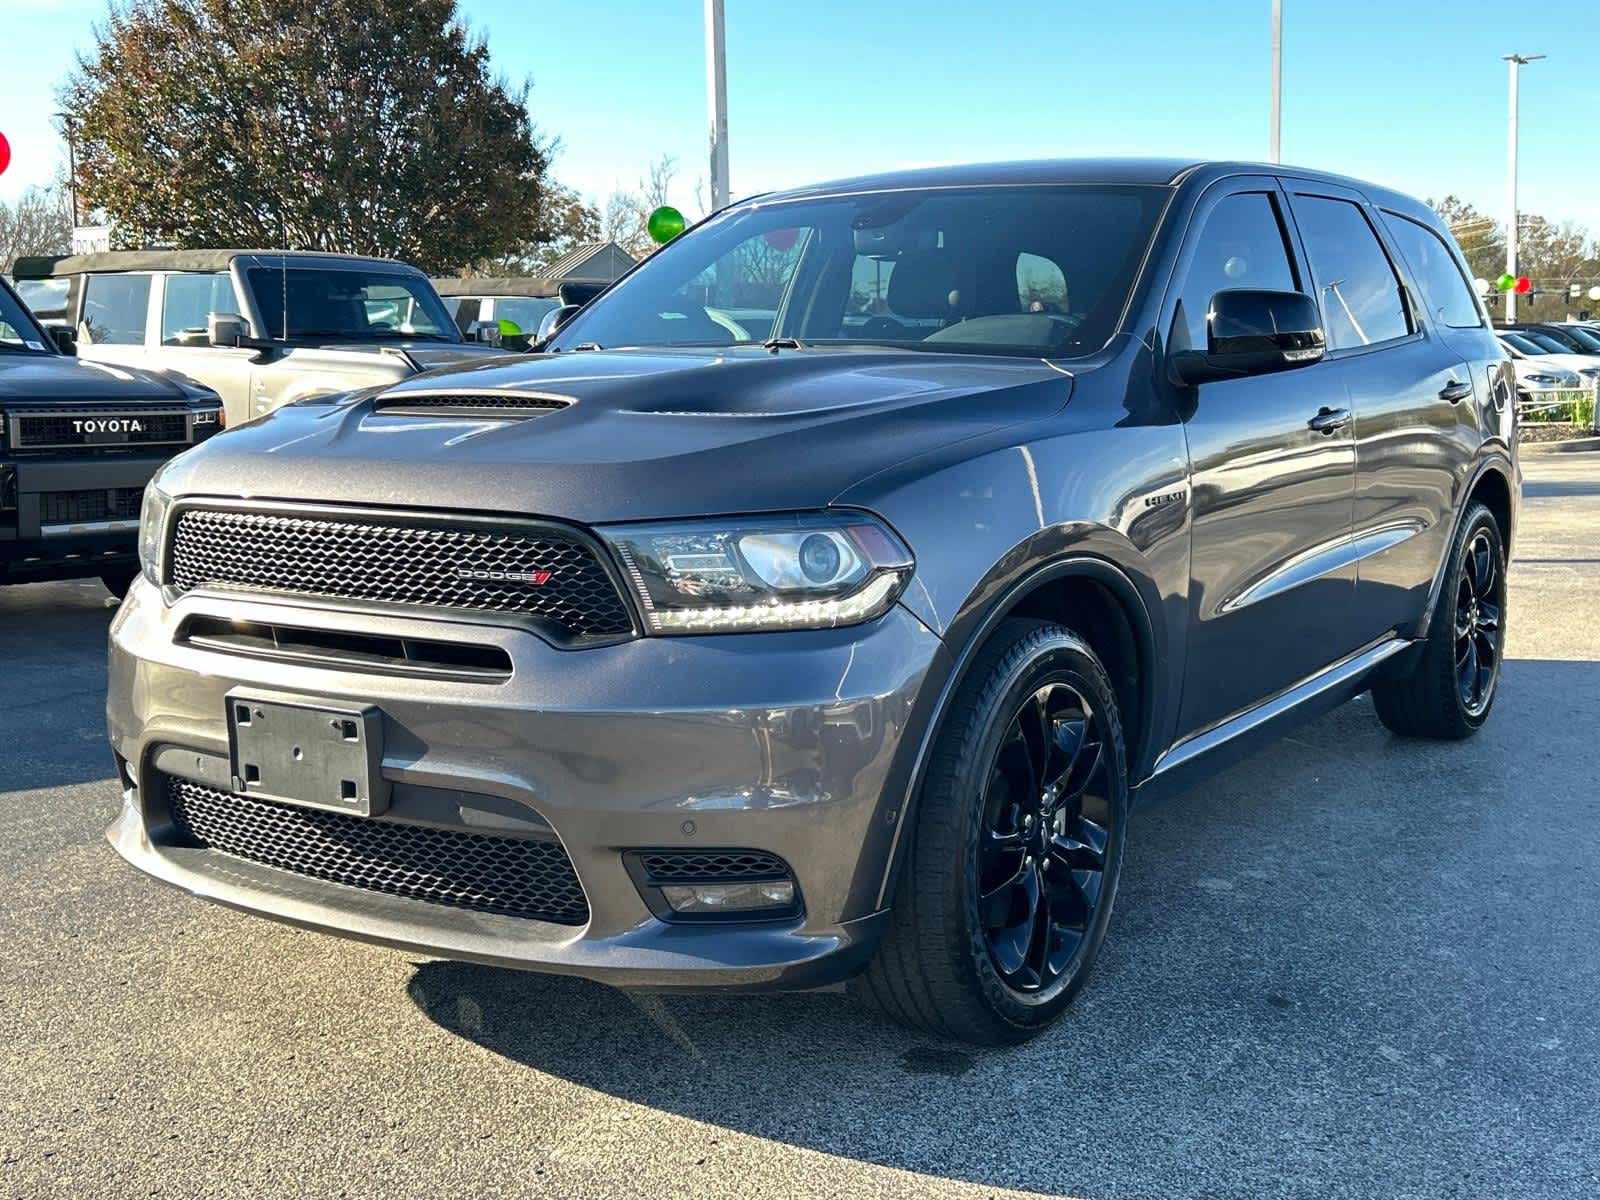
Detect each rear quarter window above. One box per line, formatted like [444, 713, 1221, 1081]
[80, 273, 152, 346]
[1381, 213, 1486, 330]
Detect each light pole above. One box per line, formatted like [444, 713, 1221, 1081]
[54, 111, 79, 227]
[705, 0, 729, 212]
[1503, 52, 1544, 323]
[1269, 0, 1282, 163]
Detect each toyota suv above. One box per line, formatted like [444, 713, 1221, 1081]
[106, 160, 1518, 1044]
[0, 275, 222, 595]
[14, 250, 514, 428]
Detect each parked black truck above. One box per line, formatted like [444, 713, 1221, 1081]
[1, 276, 223, 596]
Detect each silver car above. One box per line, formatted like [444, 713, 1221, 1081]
[14, 250, 513, 428]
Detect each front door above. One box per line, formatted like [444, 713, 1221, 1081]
[1165, 182, 1364, 738]
[154, 272, 258, 426]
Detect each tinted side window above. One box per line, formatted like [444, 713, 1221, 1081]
[161, 273, 237, 344]
[1292, 196, 1411, 350]
[80, 273, 152, 346]
[1381, 213, 1484, 330]
[1173, 192, 1299, 352]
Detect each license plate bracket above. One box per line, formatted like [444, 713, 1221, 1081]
[226, 690, 388, 816]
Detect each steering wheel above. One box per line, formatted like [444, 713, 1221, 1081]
[860, 316, 907, 339]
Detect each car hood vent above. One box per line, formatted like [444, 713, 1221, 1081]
[371, 390, 572, 418]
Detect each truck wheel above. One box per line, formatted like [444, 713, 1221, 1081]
[855, 619, 1128, 1045]
[99, 567, 139, 600]
[1372, 502, 1506, 739]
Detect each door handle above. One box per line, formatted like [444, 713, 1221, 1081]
[1438, 379, 1473, 403]
[1308, 407, 1350, 435]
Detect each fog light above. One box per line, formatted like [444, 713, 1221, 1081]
[660, 880, 796, 914]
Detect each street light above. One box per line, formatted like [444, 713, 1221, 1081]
[1503, 52, 1544, 323]
[705, 0, 729, 213]
[1269, 0, 1282, 163]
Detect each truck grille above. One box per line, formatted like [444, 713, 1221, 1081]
[166, 777, 590, 925]
[11, 408, 190, 449]
[40, 487, 144, 525]
[168, 507, 634, 642]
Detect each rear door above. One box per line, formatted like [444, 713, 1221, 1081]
[1167, 179, 1364, 737]
[1281, 184, 1481, 641]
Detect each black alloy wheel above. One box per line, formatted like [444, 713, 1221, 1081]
[1453, 528, 1502, 716]
[977, 682, 1114, 997]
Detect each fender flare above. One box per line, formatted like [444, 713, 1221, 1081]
[872, 551, 1163, 910]
[1415, 453, 1517, 634]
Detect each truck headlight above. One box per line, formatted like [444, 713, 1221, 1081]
[138, 479, 173, 587]
[600, 511, 913, 634]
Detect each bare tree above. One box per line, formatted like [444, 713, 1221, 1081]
[0, 186, 73, 273]
[602, 155, 691, 258]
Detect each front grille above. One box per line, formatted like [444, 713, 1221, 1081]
[40, 487, 143, 524]
[13, 408, 189, 449]
[169, 507, 634, 642]
[636, 850, 790, 882]
[166, 777, 589, 924]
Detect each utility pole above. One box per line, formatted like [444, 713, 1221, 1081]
[1503, 52, 1544, 323]
[1270, 0, 1282, 163]
[55, 111, 79, 227]
[705, 0, 729, 212]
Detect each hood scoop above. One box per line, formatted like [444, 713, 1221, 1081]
[372, 389, 572, 419]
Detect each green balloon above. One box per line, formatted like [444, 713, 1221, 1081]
[1495, 273, 1517, 292]
[647, 205, 686, 245]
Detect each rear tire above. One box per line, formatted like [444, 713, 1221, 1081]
[99, 566, 139, 600]
[1371, 502, 1506, 740]
[854, 619, 1128, 1045]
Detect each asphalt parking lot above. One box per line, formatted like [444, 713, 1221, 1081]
[2, 451, 1596, 1200]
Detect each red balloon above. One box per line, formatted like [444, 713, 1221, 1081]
[1514, 276, 1532, 294]
[0, 131, 10, 177]
[763, 227, 799, 252]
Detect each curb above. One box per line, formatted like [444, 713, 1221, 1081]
[1520, 435, 1600, 456]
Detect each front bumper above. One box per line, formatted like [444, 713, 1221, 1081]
[106, 578, 947, 989]
[1, 452, 165, 579]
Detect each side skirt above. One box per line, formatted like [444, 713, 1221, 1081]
[1135, 636, 1418, 807]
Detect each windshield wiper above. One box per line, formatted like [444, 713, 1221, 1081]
[763, 336, 807, 353]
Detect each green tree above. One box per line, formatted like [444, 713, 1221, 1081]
[61, 0, 555, 273]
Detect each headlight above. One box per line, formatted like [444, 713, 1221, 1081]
[600, 511, 913, 634]
[137, 478, 173, 587]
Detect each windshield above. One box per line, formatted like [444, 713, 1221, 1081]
[1555, 324, 1600, 352]
[550, 185, 1168, 359]
[1500, 332, 1542, 355]
[244, 267, 458, 342]
[0, 283, 51, 353]
[1523, 331, 1574, 354]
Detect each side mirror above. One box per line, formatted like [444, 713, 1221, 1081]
[49, 325, 77, 356]
[207, 313, 251, 349]
[1171, 289, 1325, 386]
[466, 320, 503, 347]
[537, 304, 582, 342]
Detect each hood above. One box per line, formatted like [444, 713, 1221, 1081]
[159, 347, 1071, 524]
[0, 353, 208, 405]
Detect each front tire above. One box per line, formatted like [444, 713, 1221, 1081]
[856, 619, 1128, 1045]
[99, 566, 139, 600]
[1371, 502, 1506, 739]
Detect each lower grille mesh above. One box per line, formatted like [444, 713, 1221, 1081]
[166, 778, 589, 925]
[41, 487, 143, 524]
[637, 849, 789, 882]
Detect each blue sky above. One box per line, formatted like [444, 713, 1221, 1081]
[4, 0, 1596, 232]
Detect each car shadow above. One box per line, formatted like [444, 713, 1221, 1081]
[0, 579, 122, 793]
[406, 657, 1600, 1198]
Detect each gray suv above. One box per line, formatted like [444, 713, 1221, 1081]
[15, 250, 512, 428]
[106, 160, 1518, 1044]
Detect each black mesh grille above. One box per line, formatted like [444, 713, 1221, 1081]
[14, 409, 189, 448]
[40, 487, 143, 524]
[637, 850, 790, 882]
[169, 508, 633, 641]
[166, 777, 589, 924]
